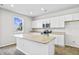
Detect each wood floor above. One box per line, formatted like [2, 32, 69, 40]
[0, 44, 79, 55]
[0, 44, 25, 55]
[55, 45, 79, 55]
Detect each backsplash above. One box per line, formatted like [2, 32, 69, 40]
[32, 28, 65, 33]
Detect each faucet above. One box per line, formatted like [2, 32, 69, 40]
[41, 29, 52, 36]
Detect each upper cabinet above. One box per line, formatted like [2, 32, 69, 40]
[32, 20, 43, 28]
[50, 16, 64, 28]
[50, 17, 58, 28]
[59, 16, 65, 27]
[37, 20, 43, 28]
[64, 13, 79, 21]
[32, 16, 65, 28]
[32, 21, 37, 28]
[72, 13, 79, 20]
[64, 14, 73, 21]
[32, 13, 79, 28]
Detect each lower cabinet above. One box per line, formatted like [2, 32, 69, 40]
[54, 34, 64, 47]
[16, 37, 55, 55]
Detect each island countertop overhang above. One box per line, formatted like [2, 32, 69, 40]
[14, 33, 55, 44]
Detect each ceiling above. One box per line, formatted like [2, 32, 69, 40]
[0, 4, 79, 17]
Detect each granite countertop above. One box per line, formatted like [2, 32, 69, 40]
[14, 33, 55, 44]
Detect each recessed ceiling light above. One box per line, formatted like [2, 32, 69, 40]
[41, 8, 45, 11]
[10, 4, 14, 7]
[30, 12, 33, 14]
[41, 8, 47, 12]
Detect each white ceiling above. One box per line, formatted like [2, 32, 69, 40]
[0, 4, 79, 17]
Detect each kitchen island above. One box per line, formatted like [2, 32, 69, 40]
[14, 33, 55, 55]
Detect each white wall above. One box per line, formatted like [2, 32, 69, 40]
[0, 8, 32, 47]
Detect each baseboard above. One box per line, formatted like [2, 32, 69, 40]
[0, 42, 16, 48]
[55, 44, 65, 47]
[65, 44, 79, 48]
[16, 47, 29, 55]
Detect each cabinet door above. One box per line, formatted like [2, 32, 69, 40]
[50, 17, 55, 28]
[59, 16, 64, 27]
[54, 17, 59, 27]
[42, 19, 47, 28]
[32, 21, 38, 28]
[64, 14, 73, 21]
[72, 13, 79, 20]
[32, 20, 43, 28]
[45, 18, 50, 24]
[55, 35, 64, 47]
[53, 16, 64, 28]
[32, 21, 35, 28]
[37, 20, 42, 28]
[36, 20, 40, 28]
[50, 16, 64, 28]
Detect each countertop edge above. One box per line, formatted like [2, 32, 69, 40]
[15, 36, 55, 44]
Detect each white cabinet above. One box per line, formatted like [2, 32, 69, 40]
[32, 16, 65, 28]
[64, 13, 79, 21]
[45, 18, 50, 24]
[32, 18, 51, 28]
[50, 17, 58, 28]
[32, 13, 79, 28]
[32, 21, 37, 28]
[50, 18, 54, 28]
[64, 14, 73, 21]
[50, 16, 64, 28]
[37, 20, 43, 28]
[54, 34, 64, 47]
[35, 20, 40, 28]
[54, 17, 59, 28]
[58, 16, 64, 27]
[16, 37, 55, 55]
[32, 20, 43, 28]
[72, 13, 79, 20]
